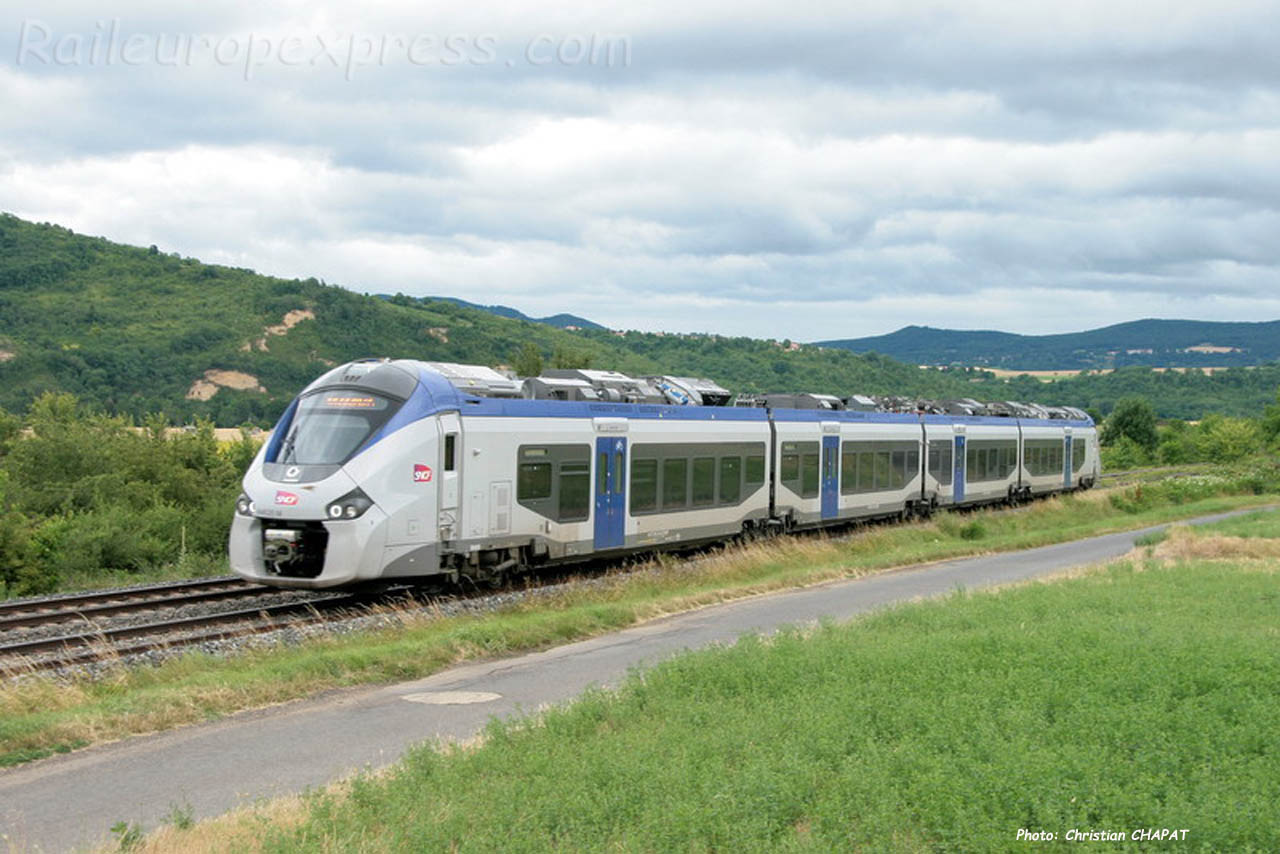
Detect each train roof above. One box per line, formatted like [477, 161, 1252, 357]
[310, 359, 1094, 426]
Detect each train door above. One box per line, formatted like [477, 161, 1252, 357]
[436, 413, 461, 543]
[821, 435, 839, 520]
[594, 436, 627, 550]
[1063, 434, 1073, 490]
[953, 434, 966, 503]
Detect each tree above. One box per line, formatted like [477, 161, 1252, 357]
[1100, 397, 1158, 451]
[551, 346, 592, 370]
[511, 342, 544, 377]
[1262, 387, 1280, 445]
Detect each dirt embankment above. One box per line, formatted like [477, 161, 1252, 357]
[186, 370, 267, 401]
[240, 308, 315, 352]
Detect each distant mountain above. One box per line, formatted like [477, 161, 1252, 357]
[425, 297, 606, 330]
[816, 320, 1280, 370]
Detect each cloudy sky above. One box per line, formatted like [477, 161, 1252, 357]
[3, 1, 1278, 340]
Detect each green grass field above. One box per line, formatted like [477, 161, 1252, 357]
[254, 525, 1280, 852]
[1196, 507, 1280, 538]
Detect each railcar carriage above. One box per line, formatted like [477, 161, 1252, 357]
[767, 407, 928, 528]
[230, 359, 1099, 590]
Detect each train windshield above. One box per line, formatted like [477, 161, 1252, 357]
[276, 391, 399, 466]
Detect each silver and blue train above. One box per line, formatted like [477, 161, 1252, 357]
[230, 360, 1099, 589]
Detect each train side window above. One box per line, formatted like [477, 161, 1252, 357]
[801, 453, 820, 498]
[692, 457, 715, 506]
[857, 452, 874, 492]
[891, 450, 906, 489]
[906, 449, 919, 480]
[841, 448, 857, 495]
[558, 462, 590, 521]
[630, 459, 658, 514]
[781, 453, 799, 483]
[719, 457, 741, 504]
[597, 452, 608, 493]
[967, 447, 982, 481]
[444, 434, 456, 471]
[873, 451, 891, 491]
[663, 458, 688, 509]
[518, 462, 552, 501]
[613, 452, 625, 494]
[745, 454, 765, 487]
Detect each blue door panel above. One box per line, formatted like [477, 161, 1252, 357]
[821, 435, 839, 520]
[1063, 435, 1072, 490]
[953, 435, 966, 503]
[594, 436, 627, 550]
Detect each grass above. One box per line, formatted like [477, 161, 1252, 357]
[1, 473, 1275, 771]
[1194, 507, 1280, 539]
[137, 509, 1280, 853]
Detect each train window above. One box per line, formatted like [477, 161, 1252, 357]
[857, 452, 874, 492]
[444, 434, 456, 471]
[518, 462, 552, 501]
[745, 455, 765, 487]
[692, 457, 716, 506]
[613, 453, 625, 495]
[663, 458, 688, 509]
[869, 451, 888, 490]
[1073, 441, 1087, 472]
[801, 453, 820, 498]
[719, 457, 742, 504]
[967, 447, 983, 481]
[891, 450, 907, 489]
[558, 462, 590, 521]
[928, 441, 952, 486]
[781, 453, 799, 483]
[841, 448, 858, 495]
[906, 449, 919, 481]
[630, 459, 658, 514]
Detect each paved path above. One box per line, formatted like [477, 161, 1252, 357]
[0, 509, 1260, 852]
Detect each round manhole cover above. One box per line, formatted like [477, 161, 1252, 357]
[401, 691, 502, 705]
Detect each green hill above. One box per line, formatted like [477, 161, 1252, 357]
[2, 214, 1277, 423]
[0, 215, 979, 424]
[818, 320, 1280, 369]
[422, 296, 605, 330]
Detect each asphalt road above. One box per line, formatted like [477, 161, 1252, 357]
[0, 509, 1261, 852]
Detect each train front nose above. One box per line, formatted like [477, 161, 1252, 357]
[229, 467, 394, 588]
[230, 502, 392, 589]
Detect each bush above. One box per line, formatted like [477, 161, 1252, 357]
[1101, 397, 1158, 451]
[0, 394, 259, 593]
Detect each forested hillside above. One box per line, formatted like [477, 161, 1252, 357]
[2, 214, 1278, 422]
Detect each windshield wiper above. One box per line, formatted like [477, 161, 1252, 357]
[278, 421, 302, 464]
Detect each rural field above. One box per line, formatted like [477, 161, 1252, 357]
[119, 508, 1280, 853]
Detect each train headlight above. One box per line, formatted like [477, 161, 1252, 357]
[235, 494, 254, 516]
[326, 488, 373, 521]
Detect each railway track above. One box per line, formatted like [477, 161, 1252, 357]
[0, 577, 268, 630]
[0, 593, 368, 672]
[0, 577, 380, 673]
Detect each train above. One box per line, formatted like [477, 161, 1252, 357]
[229, 359, 1099, 589]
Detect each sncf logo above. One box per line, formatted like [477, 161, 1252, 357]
[274, 491, 300, 506]
[413, 464, 433, 483]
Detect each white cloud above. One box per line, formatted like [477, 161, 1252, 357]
[2, 0, 1279, 340]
